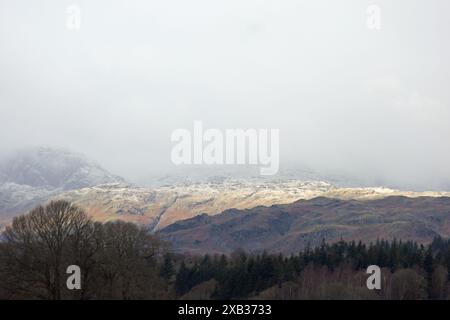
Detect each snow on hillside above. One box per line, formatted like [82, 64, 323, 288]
[0, 147, 124, 217]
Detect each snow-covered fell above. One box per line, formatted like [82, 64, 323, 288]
[0, 147, 123, 190]
[0, 147, 124, 217]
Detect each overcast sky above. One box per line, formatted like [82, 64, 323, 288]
[1, 0, 449, 190]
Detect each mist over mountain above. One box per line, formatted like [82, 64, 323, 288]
[0, 147, 124, 220]
[2, 1, 450, 192]
[139, 165, 366, 189]
[2, 145, 450, 258]
[0, 146, 123, 190]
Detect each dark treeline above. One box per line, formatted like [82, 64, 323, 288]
[1, 201, 450, 300]
[175, 238, 450, 299]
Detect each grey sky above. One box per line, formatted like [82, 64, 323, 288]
[1, 0, 449, 190]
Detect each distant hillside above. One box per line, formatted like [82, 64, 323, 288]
[49, 182, 450, 233]
[159, 196, 450, 255]
[3, 147, 450, 251]
[0, 146, 123, 190]
[53, 180, 334, 231]
[0, 147, 124, 222]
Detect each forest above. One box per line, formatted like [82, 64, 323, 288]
[1, 200, 449, 300]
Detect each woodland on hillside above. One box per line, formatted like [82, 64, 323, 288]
[1, 201, 450, 300]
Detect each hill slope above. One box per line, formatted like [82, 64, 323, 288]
[159, 196, 450, 254]
[54, 182, 450, 232]
[0, 147, 124, 223]
[54, 180, 333, 230]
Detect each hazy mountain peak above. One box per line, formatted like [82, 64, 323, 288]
[0, 147, 125, 219]
[0, 146, 124, 191]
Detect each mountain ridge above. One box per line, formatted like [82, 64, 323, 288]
[0, 147, 124, 223]
[159, 195, 450, 254]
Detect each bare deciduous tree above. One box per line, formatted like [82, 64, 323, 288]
[0, 201, 169, 299]
[0, 201, 94, 299]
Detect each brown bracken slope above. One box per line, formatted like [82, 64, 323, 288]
[159, 196, 450, 255]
